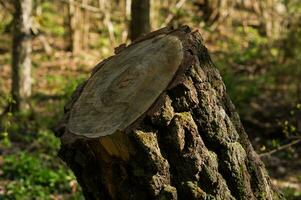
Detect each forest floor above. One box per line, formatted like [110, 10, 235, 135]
[0, 34, 300, 199]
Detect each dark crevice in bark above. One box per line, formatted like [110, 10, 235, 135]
[55, 26, 282, 200]
[187, 59, 256, 199]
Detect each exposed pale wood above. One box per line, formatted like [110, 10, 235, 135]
[68, 35, 183, 138]
[56, 26, 282, 200]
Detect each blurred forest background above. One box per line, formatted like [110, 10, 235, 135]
[0, 0, 300, 199]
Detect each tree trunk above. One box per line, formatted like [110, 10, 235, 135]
[121, 0, 131, 43]
[55, 26, 283, 200]
[81, 0, 90, 50]
[67, 0, 81, 54]
[11, 0, 32, 112]
[99, 0, 115, 47]
[130, 0, 150, 41]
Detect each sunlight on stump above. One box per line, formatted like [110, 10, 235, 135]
[68, 35, 183, 137]
[55, 26, 283, 200]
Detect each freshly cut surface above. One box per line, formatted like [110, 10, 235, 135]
[67, 35, 183, 138]
[57, 26, 282, 200]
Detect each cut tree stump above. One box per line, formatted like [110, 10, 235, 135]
[54, 26, 283, 200]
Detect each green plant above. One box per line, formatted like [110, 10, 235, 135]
[35, 1, 65, 37]
[2, 151, 83, 199]
[282, 187, 301, 200]
[63, 75, 86, 99]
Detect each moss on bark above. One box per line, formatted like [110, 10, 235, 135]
[55, 26, 283, 200]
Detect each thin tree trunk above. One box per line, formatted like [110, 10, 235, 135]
[67, 0, 81, 54]
[11, 0, 32, 112]
[55, 26, 283, 200]
[150, 0, 160, 30]
[130, 0, 150, 41]
[121, 0, 131, 43]
[98, 0, 116, 47]
[81, 0, 90, 50]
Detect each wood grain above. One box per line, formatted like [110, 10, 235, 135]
[67, 34, 183, 138]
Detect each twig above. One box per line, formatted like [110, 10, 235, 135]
[259, 138, 301, 157]
[31, 20, 53, 55]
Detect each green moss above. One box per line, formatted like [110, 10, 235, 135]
[132, 130, 159, 149]
[217, 142, 252, 198]
[176, 112, 193, 122]
[207, 151, 218, 165]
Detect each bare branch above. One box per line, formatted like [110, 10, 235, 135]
[259, 138, 301, 157]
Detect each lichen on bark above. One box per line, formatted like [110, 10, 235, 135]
[55, 26, 283, 200]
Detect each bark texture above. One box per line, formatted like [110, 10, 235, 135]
[130, 0, 150, 41]
[11, 0, 32, 112]
[55, 26, 283, 200]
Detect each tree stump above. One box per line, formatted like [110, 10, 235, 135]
[55, 26, 283, 200]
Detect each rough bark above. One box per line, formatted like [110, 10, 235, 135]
[55, 26, 283, 200]
[130, 0, 150, 41]
[11, 0, 32, 112]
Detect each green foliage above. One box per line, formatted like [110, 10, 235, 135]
[35, 1, 65, 36]
[0, 111, 13, 148]
[63, 75, 87, 98]
[217, 64, 264, 108]
[213, 25, 273, 108]
[232, 27, 269, 64]
[0, 6, 12, 34]
[0, 0, 300, 198]
[0, 131, 11, 148]
[0, 131, 83, 200]
[282, 187, 301, 200]
[3, 153, 81, 199]
[0, 93, 83, 199]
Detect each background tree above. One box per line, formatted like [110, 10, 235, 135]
[81, 0, 90, 50]
[0, 0, 300, 199]
[11, 0, 32, 112]
[67, 0, 81, 54]
[130, 0, 150, 40]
